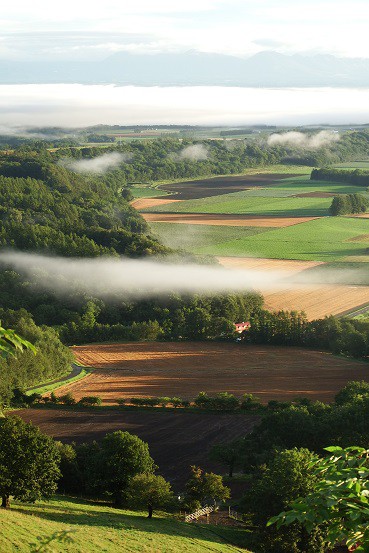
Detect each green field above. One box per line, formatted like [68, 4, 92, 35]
[192, 217, 369, 262]
[150, 223, 273, 252]
[0, 497, 249, 553]
[146, 195, 331, 217]
[130, 185, 169, 199]
[334, 160, 369, 169]
[144, 177, 368, 217]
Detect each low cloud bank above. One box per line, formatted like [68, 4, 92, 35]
[60, 152, 132, 174]
[267, 130, 340, 149]
[0, 252, 364, 301]
[170, 144, 209, 162]
[0, 251, 293, 299]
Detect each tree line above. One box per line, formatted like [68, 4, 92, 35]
[311, 167, 369, 186]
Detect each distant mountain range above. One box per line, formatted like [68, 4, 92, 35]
[1, 51, 369, 87]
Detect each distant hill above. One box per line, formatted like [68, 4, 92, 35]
[1, 51, 369, 87]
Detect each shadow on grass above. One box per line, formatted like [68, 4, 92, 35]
[12, 497, 246, 548]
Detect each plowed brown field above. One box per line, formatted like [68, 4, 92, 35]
[15, 408, 258, 486]
[142, 213, 318, 227]
[158, 172, 302, 200]
[218, 256, 323, 273]
[55, 342, 369, 404]
[130, 198, 181, 210]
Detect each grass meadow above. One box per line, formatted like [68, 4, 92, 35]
[190, 217, 369, 261]
[0, 497, 248, 553]
[150, 222, 272, 252]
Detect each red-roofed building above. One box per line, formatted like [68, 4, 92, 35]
[234, 321, 251, 333]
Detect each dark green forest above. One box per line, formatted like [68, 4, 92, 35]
[311, 167, 369, 186]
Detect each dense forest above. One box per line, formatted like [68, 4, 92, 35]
[329, 193, 369, 215]
[311, 167, 369, 186]
[52, 130, 369, 179]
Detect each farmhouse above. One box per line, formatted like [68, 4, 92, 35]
[234, 321, 250, 333]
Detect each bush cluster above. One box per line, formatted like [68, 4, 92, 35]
[329, 193, 369, 215]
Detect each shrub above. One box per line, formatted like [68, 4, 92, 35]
[157, 396, 171, 407]
[210, 392, 240, 411]
[193, 392, 211, 408]
[129, 398, 145, 406]
[171, 397, 183, 408]
[58, 393, 76, 406]
[78, 396, 102, 406]
[241, 393, 262, 410]
[50, 392, 59, 404]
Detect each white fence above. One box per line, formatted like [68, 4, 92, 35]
[185, 505, 215, 522]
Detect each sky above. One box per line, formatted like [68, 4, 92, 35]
[1, 0, 369, 60]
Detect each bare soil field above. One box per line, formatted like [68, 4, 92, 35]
[218, 256, 323, 274]
[55, 342, 369, 404]
[263, 286, 369, 320]
[15, 408, 258, 486]
[130, 198, 181, 210]
[159, 173, 301, 200]
[294, 191, 335, 198]
[142, 213, 319, 227]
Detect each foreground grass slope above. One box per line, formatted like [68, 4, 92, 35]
[0, 497, 248, 553]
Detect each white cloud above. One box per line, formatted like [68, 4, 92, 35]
[0, 84, 368, 127]
[60, 152, 132, 174]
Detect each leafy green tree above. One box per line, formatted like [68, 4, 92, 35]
[185, 466, 230, 510]
[335, 380, 369, 405]
[268, 446, 369, 552]
[0, 416, 61, 508]
[243, 448, 324, 553]
[99, 431, 156, 506]
[210, 439, 244, 477]
[126, 473, 174, 518]
[0, 322, 36, 358]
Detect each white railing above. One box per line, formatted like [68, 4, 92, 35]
[185, 505, 215, 522]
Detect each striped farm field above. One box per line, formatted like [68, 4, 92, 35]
[54, 342, 369, 405]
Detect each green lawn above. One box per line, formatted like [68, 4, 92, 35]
[0, 497, 250, 553]
[194, 217, 369, 262]
[150, 223, 272, 253]
[130, 185, 169, 199]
